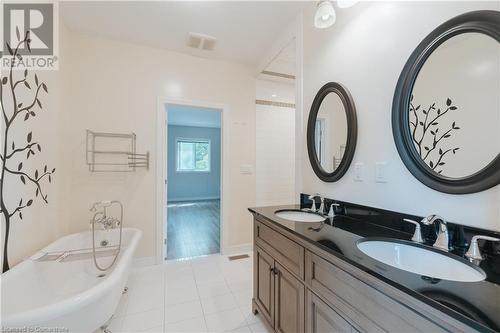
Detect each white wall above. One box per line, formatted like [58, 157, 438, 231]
[0, 23, 70, 269]
[298, 1, 500, 231]
[60, 29, 256, 259]
[256, 79, 295, 206]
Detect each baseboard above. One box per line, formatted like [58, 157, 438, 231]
[168, 196, 220, 203]
[133, 256, 156, 267]
[224, 243, 253, 256]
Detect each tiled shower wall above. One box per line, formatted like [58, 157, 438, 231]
[255, 79, 296, 206]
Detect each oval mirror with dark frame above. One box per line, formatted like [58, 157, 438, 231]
[307, 82, 357, 182]
[392, 10, 500, 194]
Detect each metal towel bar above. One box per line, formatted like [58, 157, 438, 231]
[86, 130, 149, 172]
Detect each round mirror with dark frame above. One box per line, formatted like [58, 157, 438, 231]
[307, 82, 357, 182]
[392, 10, 500, 194]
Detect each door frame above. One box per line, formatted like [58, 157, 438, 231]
[156, 97, 226, 263]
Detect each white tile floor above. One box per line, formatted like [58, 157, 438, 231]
[103, 253, 272, 333]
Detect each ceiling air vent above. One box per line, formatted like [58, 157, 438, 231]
[187, 32, 217, 51]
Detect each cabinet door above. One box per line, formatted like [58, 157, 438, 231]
[275, 263, 305, 333]
[254, 246, 275, 326]
[306, 291, 356, 333]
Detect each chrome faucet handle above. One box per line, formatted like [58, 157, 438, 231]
[328, 203, 340, 218]
[421, 215, 448, 251]
[465, 235, 500, 261]
[403, 219, 423, 243]
[90, 211, 105, 224]
[318, 197, 325, 214]
[309, 198, 317, 212]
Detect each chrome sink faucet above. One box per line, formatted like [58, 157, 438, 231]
[421, 215, 449, 251]
[308, 194, 324, 213]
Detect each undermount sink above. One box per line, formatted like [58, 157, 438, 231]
[274, 209, 326, 223]
[357, 238, 486, 283]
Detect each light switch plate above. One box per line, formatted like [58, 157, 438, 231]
[375, 162, 388, 183]
[354, 163, 363, 181]
[240, 164, 253, 175]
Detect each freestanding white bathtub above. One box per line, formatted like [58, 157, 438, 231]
[1, 227, 141, 332]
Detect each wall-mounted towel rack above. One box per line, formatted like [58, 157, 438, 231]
[86, 130, 149, 172]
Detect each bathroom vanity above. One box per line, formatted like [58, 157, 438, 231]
[249, 9, 500, 333]
[249, 200, 500, 333]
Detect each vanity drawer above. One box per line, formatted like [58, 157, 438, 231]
[255, 219, 305, 279]
[305, 251, 450, 333]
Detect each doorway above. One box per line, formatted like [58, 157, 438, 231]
[165, 104, 222, 260]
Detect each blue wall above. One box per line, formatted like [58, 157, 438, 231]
[167, 125, 221, 202]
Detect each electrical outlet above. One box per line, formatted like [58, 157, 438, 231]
[354, 163, 363, 181]
[375, 162, 388, 183]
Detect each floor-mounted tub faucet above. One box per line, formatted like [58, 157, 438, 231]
[421, 214, 449, 251]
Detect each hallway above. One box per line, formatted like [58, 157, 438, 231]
[166, 200, 220, 260]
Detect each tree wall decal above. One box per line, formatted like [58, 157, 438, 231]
[0, 30, 55, 272]
[409, 95, 460, 175]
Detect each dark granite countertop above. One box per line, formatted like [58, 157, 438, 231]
[249, 203, 500, 333]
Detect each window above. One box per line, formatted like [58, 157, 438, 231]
[315, 118, 325, 164]
[176, 139, 211, 172]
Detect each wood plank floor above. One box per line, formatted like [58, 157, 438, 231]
[166, 200, 220, 260]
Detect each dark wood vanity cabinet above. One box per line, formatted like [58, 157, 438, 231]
[252, 217, 481, 333]
[254, 246, 305, 333]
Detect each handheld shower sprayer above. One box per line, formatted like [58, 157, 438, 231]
[90, 200, 124, 271]
[90, 200, 113, 212]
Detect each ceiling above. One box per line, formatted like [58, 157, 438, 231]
[60, 1, 308, 69]
[265, 39, 296, 75]
[259, 38, 296, 83]
[167, 105, 221, 128]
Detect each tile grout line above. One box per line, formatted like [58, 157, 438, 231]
[162, 254, 254, 332]
[164, 262, 202, 329]
[200, 255, 245, 331]
[222, 257, 255, 330]
[191, 257, 211, 333]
